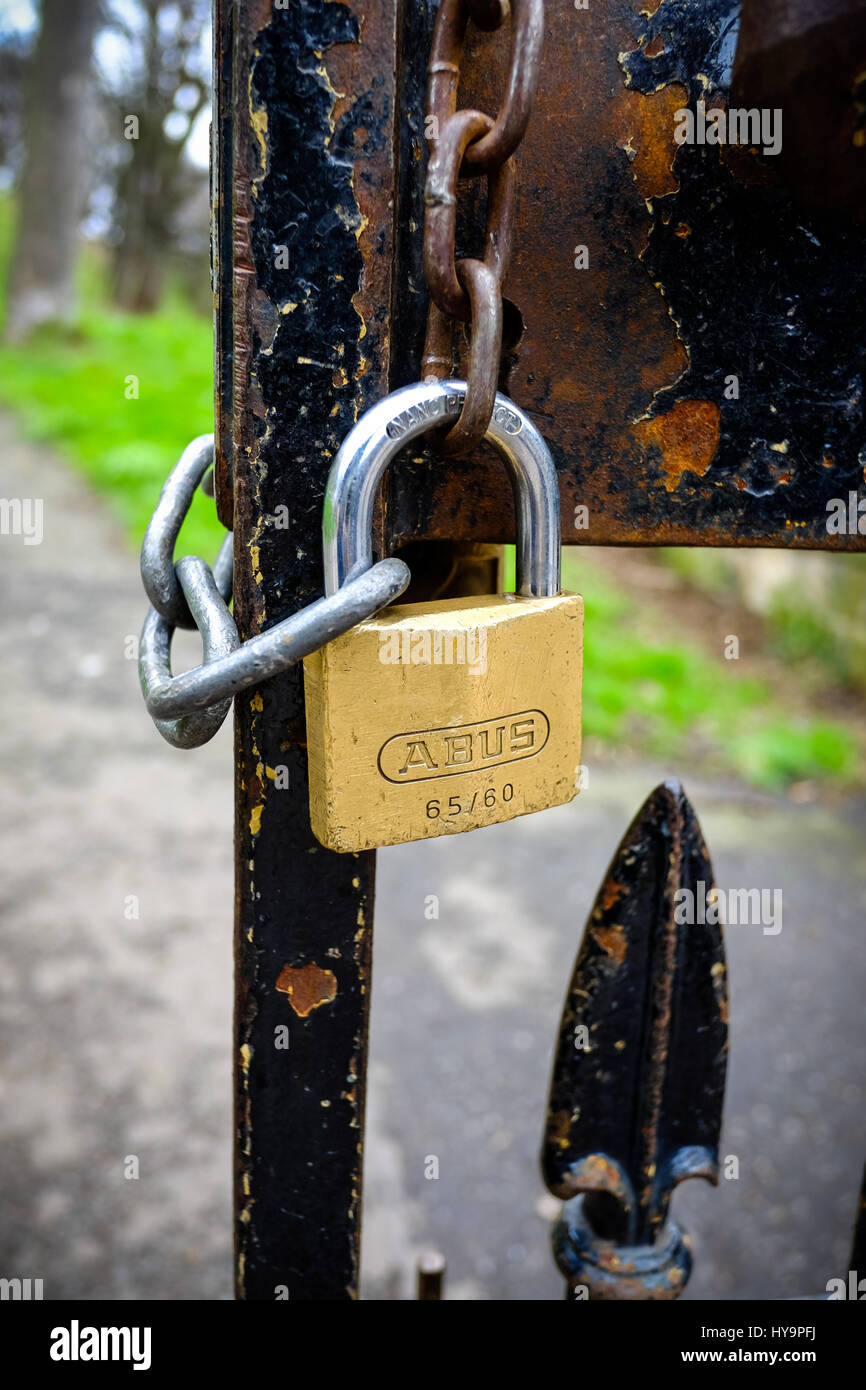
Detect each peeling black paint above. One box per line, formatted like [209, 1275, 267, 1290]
[231, 2, 390, 1302]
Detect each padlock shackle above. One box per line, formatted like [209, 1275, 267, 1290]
[322, 380, 561, 598]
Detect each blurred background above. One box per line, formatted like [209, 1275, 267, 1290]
[0, 0, 864, 1300]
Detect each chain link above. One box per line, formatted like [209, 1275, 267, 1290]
[422, 0, 544, 453]
[138, 439, 410, 748]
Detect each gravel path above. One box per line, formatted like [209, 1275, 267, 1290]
[1, 414, 863, 1300]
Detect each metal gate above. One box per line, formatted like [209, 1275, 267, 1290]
[139, 0, 866, 1300]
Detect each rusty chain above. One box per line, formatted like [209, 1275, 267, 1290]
[422, 0, 544, 454]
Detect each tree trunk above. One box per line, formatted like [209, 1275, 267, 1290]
[109, 0, 209, 314]
[4, 0, 98, 341]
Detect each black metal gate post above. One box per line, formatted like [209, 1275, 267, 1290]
[214, 0, 400, 1300]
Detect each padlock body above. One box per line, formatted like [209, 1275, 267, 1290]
[304, 592, 583, 852]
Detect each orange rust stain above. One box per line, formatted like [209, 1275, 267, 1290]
[547, 1109, 572, 1150]
[633, 400, 721, 492]
[276, 963, 337, 1017]
[573, 1154, 625, 1193]
[593, 924, 628, 966]
[555, 1151, 631, 1204]
[615, 84, 688, 201]
[675, 222, 691, 238]
[711, 961, 729, 1025]
[601, 879, 626, 912]
[644, 35, 665, 57]
[639, 0, 663, 15]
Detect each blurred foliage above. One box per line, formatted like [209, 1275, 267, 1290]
[658, 546, 731, 594]
[103, 0, 212, 313]
[563, 554, 858, 791]
[768, 599, 844, 677]
[664, 545, 866, 696]
[0, 195, 219, 558]
[768, 556, 866, 693]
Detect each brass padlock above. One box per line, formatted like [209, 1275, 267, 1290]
[303, 379, 583, 852]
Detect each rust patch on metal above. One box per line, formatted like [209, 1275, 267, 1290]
[276, 963, 338, 1018]
[568, 1153, 631, 1201]
[593, 923, 628, 965]
[711, 959, 729, 1026]
[633, 399, 721, 491]
[548, 1109, 572, 1151]
[601, 879, 626, 912]
[615, 84, 687, 201]
[385, 0, 866, 550]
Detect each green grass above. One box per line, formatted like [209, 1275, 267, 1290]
[0, 197, 220, 559]
[564, 555, 858, 791]
[0, 193, 857, 791]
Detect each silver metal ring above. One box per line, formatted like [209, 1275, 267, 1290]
[322, 379, 561, 598]
[140, 434, 215, 629]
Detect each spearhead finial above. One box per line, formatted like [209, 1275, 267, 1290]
[541, 780, 728, 1298]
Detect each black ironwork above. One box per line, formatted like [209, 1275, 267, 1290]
[216, 0, 399, 1300]
[541, 781, 728, 1299]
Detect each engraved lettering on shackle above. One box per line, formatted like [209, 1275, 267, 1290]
[385, 393, 463, 440]
[492, 404, 523, 435]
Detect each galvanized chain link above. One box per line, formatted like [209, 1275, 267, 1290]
[138, 437, 410, 749]
[422, 0, 544, 454]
